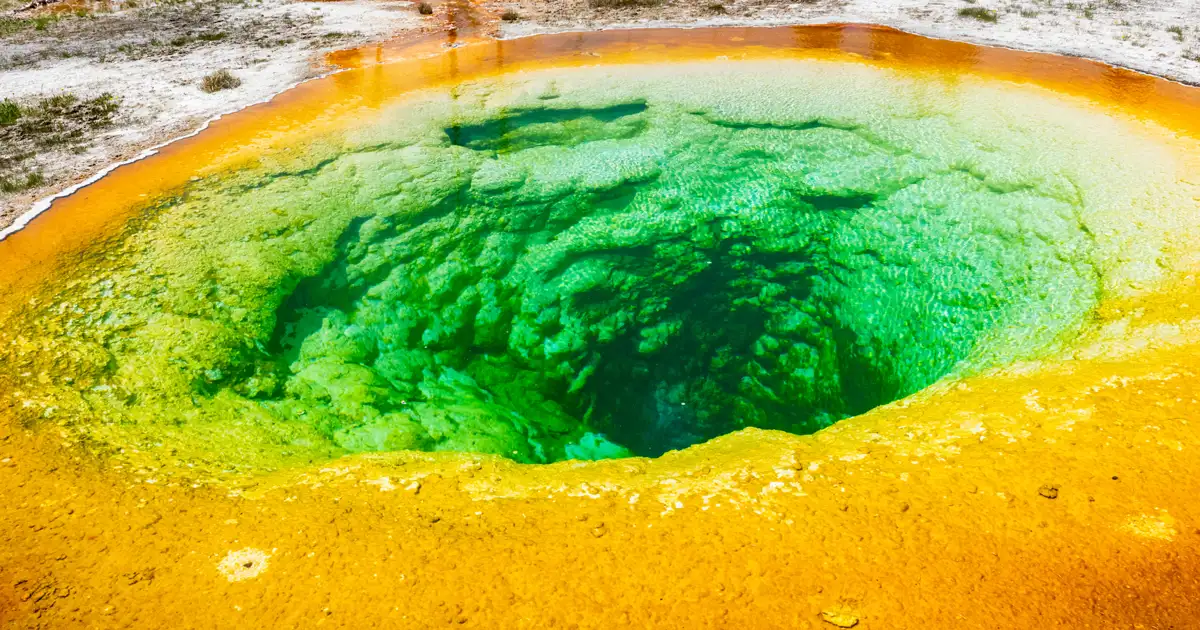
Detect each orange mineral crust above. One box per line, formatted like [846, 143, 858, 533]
[2, 25, 1200, 629]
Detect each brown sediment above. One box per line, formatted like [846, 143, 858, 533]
[3, 25, 1200, 628]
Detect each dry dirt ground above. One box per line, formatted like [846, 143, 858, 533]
[1, 0, 1199, 233]
[0, 0, 424, 227]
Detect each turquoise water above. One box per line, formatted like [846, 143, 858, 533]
[276, 101, 1095, 459]
[4, 60, 1185, 474]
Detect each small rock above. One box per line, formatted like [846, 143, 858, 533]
[590, 524, 607, 538]
[820, 608, 859, 628]
[405, 480, 422, 494]
[1038, 484, 1059, 499]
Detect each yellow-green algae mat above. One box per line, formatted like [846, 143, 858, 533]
[2, 55, 1199, 485]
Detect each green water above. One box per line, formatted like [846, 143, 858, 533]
[3, 61, 1185, 474]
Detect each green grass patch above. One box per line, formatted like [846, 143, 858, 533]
[0, 100, 20, 126]
[1066, 1, 1098, 18]
[0, 17, 26, 37]
[0, 171, 44, 194]
[0, 92, 120, 197]
[957, 6, 998, 22]
[15, 93, 120, 148]
[31, 14, 59, 31]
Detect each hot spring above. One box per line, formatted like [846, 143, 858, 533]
[2, 29, 1197, 481]
[5, 26, 1200, 628]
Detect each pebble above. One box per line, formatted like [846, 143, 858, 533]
[820, 609, 859, 628]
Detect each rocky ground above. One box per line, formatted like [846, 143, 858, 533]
[495, 0, 1200, 83]
[1, 0, 1199, 232]
[0, 0, 424, 228]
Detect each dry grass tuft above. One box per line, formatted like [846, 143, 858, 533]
[200, 69, 241, 93]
